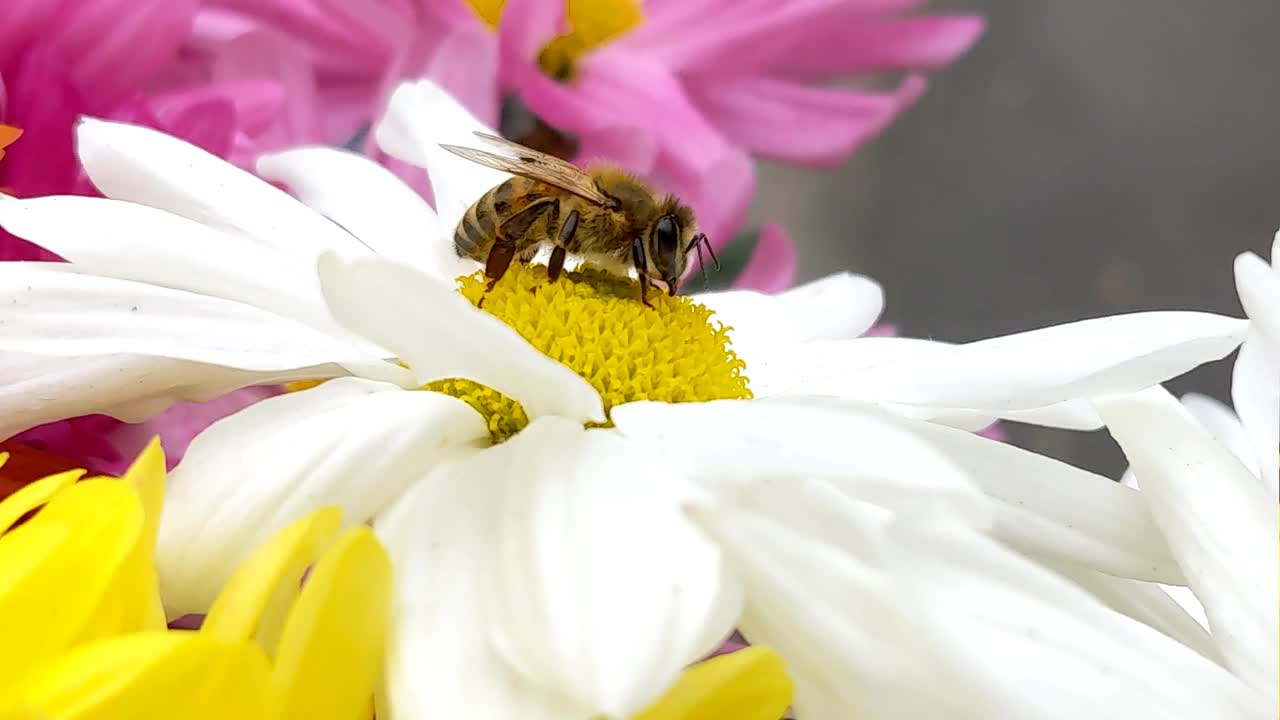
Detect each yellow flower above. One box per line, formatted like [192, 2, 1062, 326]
[639, 646, 794, 720]
[0, 442, 391, 719]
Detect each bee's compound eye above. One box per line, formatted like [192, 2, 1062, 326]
[653, 215, 680, 258]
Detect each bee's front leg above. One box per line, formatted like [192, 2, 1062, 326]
[549, 209, 578, 283]
[638, 274, 656, 309]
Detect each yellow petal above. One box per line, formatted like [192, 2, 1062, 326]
[202, 506, 343, 654]
[0, 469, 84, 534]
[8, 631, 272, 719]
[0, 481, 144, 690]
[99, 440, 169, 633]
[271, 527, 392, 720]
[634, 647, 794, 720]
[120, 438, 166, 551]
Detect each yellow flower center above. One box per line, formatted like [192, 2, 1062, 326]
[467, 0, 643, 80]
[430, 263, 751, 443]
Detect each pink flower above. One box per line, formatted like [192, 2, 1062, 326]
[0, 0, 289, 471]
[188, 0, 981, 291]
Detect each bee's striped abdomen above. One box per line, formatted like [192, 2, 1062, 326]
[454, 178, 512, 260]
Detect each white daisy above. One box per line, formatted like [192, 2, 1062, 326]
[1098, 387, 1278, 708]
[0, 79, 1254, 718]
[1229, 233, 1279, 491]
[690, 387, 1277, 718]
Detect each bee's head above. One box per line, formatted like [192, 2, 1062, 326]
[634, 201, 699, 295]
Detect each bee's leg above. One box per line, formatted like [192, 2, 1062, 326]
[638, 274, 656, 309]
[630, 236, 656, 309]
[548, 246, 567, 282]
[548, 209, 579, 282]
[485, 199, 555, 292]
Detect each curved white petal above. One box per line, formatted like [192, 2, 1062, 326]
[472, 418, 740, 718]
[1180, 392, 1261, 478]
[883, 406, 1184, 583]
[840, 312, 1247, 412]
[1049, 560, 1219, 662]
[374, 79, 510, 237]
[1231, 334, 1279, 494]
[1096, 388, 1278, 699]
[755, 337, 1105, 429]
[76, 117, 370, 258]
[693, 504, 1270, 719]
[1234, 249, 1280, 360]
[0, 352, 329, 440]
[694, 273, 884, 371]
[880, 520, 1271, 720]
[0, 263, 407, 383]
[611, 398, 991, 522]
[688, 504, 965, 719]
[257, 147, 456, 275]
[319, 253, 605, 423]
[157, 378, 488, 615]
[375, 460, 588, 720]
[0, 195, 331, 328]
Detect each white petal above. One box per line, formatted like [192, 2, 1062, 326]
[0, 352, 328, 440]
[1234, 249, 1280, 360]
[1049, 560, 1219, 662]
[881, 520, 1271, 720]
[755, 337, 1105, 429]
[694, 273, 884, 370]
[688, 504, 966, 719]
[0, 263, 407, 383]
[319, 253, 605, 422]
[374, 79, 510, 237]
[1231, 334, 1279, 494]
[157, 377, 488, 615]
[478, 418, 740, 718]
[1181, 392, 1262, 478]
[256, 147, 461, 276]
[375, 460, 588, 720]
[1096, 388, 1279, 699]
[0, 195, 332, 328]
[76, 117, 370, 258]
[611, 398, 991, 522]
[841, 312, 1247, 412]
[892, 408, 1185, 583]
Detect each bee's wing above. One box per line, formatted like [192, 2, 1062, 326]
[440, 132, 615, 207]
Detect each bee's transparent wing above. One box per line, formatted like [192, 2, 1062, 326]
[440, 132, 615, 207]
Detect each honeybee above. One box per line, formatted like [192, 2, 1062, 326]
[441, 132, 717, 307]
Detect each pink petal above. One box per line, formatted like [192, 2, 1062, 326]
[687, 74, 927, 165]
[773, 14, 985, 79]
[1, 48, 83, 198]
[206, 0, 378, 68]
[496, 0, 566, 63]
[731, 222, 796, 293]
[43, 0, 199, 109]
[427, 27, 501, 128]
[864, 323, 898, 337]
[9, 415, 126, 475]
[150, 80, 287, 137]
[622, 0, 872, 72]
[158, 97, 238, 159]
[211, 27, 323, 147]
[571, 50, 728, 186]
[574, 126, 658, 174]
[0, 0, 64, 69]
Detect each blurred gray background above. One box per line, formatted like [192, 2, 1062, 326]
[750, 0, 1279, 477]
